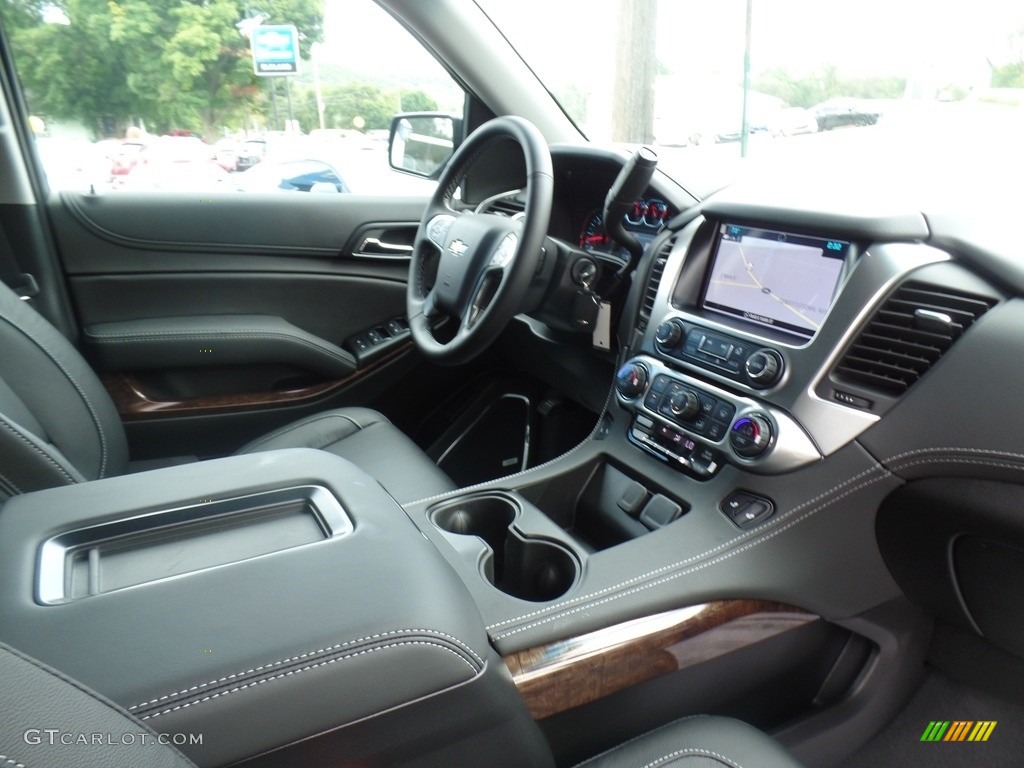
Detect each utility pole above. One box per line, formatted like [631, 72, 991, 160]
[611, 0, 658, 144]
[740, 0, 753, 157]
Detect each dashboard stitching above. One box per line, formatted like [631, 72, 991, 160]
[127, 628, 483, 711]
[488, 465, 891, 635]
[139, 640, 480, 721]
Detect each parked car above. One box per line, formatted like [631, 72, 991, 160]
[234, 158, 351, 193]
[1, 1, 1024, 767]
[234, 138, 268, 170]
[812, 97, 882, 130]
[771, 106, 819, 137]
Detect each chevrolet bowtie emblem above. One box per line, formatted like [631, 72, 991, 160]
[449, 239, 469, 257]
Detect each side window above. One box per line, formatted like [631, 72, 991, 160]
[2, 0, 464, 195]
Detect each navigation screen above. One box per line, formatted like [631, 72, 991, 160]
[702, 223, 849, 337]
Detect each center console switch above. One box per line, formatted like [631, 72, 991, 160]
[616, 356, 822, 476]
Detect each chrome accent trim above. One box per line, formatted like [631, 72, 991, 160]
[38, 485, 351, 604]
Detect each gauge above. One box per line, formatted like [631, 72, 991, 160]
[579, 211, 629, 259]
[644, 200, 669, 227]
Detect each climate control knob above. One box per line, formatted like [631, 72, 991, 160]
[668, 389, 701, 420]
[615, 361, 648, 399]
[730, 414, 773, 458]
[745, 349, 783, 388]
[655, 318, 685, 349]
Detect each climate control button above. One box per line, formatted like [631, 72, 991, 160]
[730, 414, 773, 458]
[668, 389, 701, 419]
[615, 361, 649, 399]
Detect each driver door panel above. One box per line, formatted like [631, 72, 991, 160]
[48, 190, 429, 458]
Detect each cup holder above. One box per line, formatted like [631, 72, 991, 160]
[431, 494, 579, 602]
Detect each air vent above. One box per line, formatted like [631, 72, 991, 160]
[834, 281, 996, 395]
[637, 238, 672, 331]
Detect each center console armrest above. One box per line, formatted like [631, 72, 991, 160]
[0, 450, 550, 767]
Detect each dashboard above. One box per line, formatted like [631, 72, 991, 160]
[530, 146, 1012, 522]
[611, 190, 1003, 498]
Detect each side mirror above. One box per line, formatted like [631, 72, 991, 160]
[388, 113, 461, 178]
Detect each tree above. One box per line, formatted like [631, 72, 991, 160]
[4, 0, 323, 137]
[752, 67, 906, 108]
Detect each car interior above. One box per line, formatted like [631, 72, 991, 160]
[2, 0, 1024, 767]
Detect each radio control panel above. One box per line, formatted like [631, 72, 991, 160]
[654, 318, 785, 390]
[615, 356, 820, 477]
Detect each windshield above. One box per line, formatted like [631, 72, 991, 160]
[477, 0, 1024, 203]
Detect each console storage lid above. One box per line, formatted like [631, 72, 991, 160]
[0, 450, 548, 767]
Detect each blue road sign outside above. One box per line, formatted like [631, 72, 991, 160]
[251, 25, 300, 76]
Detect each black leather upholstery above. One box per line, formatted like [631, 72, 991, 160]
[0, 280, 453, 503]
[83, 314, 357, 378]
[1, 645, 803, 768]
[0, 280, 128, 495]
[577, 716, 805, 768]
[235, 407, 454, 503]
[0, 641, 196, 768]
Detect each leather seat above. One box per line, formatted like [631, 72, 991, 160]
[0, 281, 454, 504]
[576, 715, 805, 768]
[0, 640, 804, 768]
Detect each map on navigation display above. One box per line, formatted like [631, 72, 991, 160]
[703, 224, 848, 337]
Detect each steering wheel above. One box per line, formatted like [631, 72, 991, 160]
[407, 116, 553, 365]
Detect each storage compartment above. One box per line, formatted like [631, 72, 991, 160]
[515, 458, 690, 551]
[38, 485, 351, 604]
[431, 493, 579, 602]
[0, 451, 552, 768]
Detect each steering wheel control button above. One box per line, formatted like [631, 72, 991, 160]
[427, 214, 455, 247]
[745, 348, 784, 388]
[490, 233, 518, 269]
[615, 361, 648, 399]
[721, 491, 775, 528]
[730, 414, 774, 458]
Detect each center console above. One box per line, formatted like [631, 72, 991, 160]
[0, 450, 552, 768]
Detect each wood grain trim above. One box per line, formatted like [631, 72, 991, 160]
[503, 600, 814, 720]
[102, 345, 410, 420]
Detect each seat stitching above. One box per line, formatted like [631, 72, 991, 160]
[0, 470, 24, 496]
[0, 417, 79, 485]
[490, 447, 1024, 639]
[486, 463, 888, 633]
[88, 331, 354, 367]
[0, 756, 27, 768]
[573, 716, 709, 767]
[128, 628, 483, 711]
[643, 748, 743, 768]
[237, 412, 366, 454]
[139, 640, 480, 721]
[492, 469, 888, 639]
[0, 317, 110, 477]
